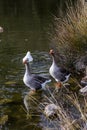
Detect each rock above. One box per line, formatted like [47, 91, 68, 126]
[80, 75, 87, 95]
[0, 115, 8, 126]
[81, 76, 87, 86]
[79, 86, 87, 95]
[0, 98, 13, 105]
[0, 26, 3, 33]
[75, 56, 87, 72]
[44, 103, 58, 118]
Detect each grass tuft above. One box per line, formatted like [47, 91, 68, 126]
[42, 87, 87, 130]
[50, 0, 87, 71]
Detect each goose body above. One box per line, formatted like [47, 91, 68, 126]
[23, 73, 50, 91]
[49, 60, 70, 83]
[23, 51, 51, 91]
[49, 49, 70, 87]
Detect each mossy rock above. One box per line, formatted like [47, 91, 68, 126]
[0, 115, 8, 125]
[0, 98, 13, 105]
[5, 81, 16, 85]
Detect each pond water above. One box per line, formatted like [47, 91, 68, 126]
[0, 0, 84, 130]
[0, 1, 58, 130]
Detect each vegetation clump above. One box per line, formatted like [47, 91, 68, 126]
[43, 90, 87, 130]
[50, 0, 87, 72]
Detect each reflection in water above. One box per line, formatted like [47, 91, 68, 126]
[23, 89, 60, 130]
[0, 0, 77, 54]
[23, 90, 44, 130]
[24, 90, 43, 114]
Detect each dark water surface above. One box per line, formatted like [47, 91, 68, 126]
[0, 1, 60, 130]
[0, 0, 80, 130]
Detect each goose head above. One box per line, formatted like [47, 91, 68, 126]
[49, 49, 57, 63]
[23, 51, 33, 64]
[49, 49, 55, 56]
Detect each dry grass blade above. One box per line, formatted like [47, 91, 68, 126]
[65, 93, 87, 121]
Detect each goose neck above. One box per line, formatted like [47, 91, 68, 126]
[25, 63, 31, 76]
[52, 55, 57, 65]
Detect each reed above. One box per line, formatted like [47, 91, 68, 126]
[42, 87, 87, 130]
[50, 0, 87, 70]
[23, 86, 87, 129]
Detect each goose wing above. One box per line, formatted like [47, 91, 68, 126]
[27, 75, 42, 90]
[58, 67, 70, 76]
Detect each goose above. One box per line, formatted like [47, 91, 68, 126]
[23, 51, 51, 91]
[49, 49, 70, 88]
